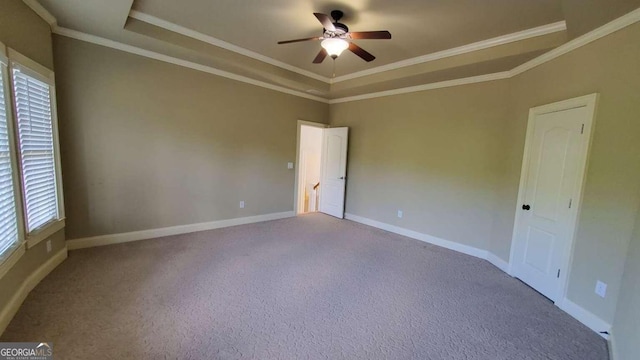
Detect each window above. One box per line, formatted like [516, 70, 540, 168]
[0, 57, 19, 256]
[11, 64, 60, 233]
[0, 46, 63, 268]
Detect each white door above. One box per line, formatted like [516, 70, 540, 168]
[511, 95, 597, 302]
[319, 127, 348, 218]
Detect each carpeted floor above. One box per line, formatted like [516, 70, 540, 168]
[2, 213, 607, 359]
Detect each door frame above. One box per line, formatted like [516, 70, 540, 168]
[294, 120, 328, 215]
[507, 93, 599, 305]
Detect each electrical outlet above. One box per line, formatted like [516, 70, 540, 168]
[595, 280, 607, 298]
[397, 210, 403, 218]
[287, 162, 294, 169]
[239, 201, 245, 209]
[46, 240, 52, 253]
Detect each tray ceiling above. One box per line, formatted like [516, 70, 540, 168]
[32, 0, 640, 99]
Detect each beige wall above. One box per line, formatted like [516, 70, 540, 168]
[561, 0, 640, 38]
[0, 231, 65, 309]
[331, 23, 640, 327]
[330, 80, 510, 250]
[612, 207, 640, 360]
[0, 0, 53, 70]
[0, 0, 66, 326]
[52, 36, 329, 239]
[30, 1, 639, 347]
[502, 22, 640, 323]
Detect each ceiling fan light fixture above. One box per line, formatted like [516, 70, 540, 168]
[321, 38, 349, 58]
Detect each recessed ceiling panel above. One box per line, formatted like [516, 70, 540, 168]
[132, 0, 565, 77]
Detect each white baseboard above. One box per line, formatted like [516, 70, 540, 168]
[345, 213, 489, 260]
[0, 247, 68, 336]
[343, 213, 615, 340]
[486, 252, 510, 273]
[558, 298, 612, 339]
[67, 211, 295, 250]
[608, 334, 618, 360]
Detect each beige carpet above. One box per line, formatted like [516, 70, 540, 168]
[2, 213, 607, 359]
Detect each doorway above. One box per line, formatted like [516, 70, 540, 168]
[294, 121, 349, 218]
[296, 124, 324, 214]
[509, 94, 598, 303]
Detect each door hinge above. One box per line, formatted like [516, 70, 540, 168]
[557, 269, 561, 278]
[581, 124, 585, 134]
[569, 198, 572, 208]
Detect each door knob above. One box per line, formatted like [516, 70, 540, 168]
[522, 204, 531, 210]
[339, 176, 345, 180]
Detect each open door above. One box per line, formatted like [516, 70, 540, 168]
[319, 127, 348, 218]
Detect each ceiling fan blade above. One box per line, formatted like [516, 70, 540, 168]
[277, 37, 321, 44]
[313, 12, 336, 32]
[349, 31, 392, 40]
[348, 42, 375, 62]
[312, 49, 328, 64]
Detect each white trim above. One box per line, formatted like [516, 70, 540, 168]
[609, 333, 618, 360]
[67, 211, 295, 250]
[329, 72, 511, 104]
[0, 52, 27, 263]
[128, 10, 331, 84]
[21, 0, 57, 28]
[294, 120, 328, 215]
[52, 27, 330, 104]
[511, 7, 640, 76]
[7, 48, 54, 82]
[508, 94, 599, 303]
[50, 84, 66, 222]
[345, 213, 511, 274]
[43, 7, 639, 104]
[127, 11, 567, 86]
[345, 213, 488, 260]
[8, 53, 65, 244]
[0, 244, 25, 280]
[330, 8, 640, 103]
[0, 247, 67, 336]
[345, 212, 612, 339]
[331, 21, 567, 83]
[486, 252, 510, 273]
[558, 297, 611, 338]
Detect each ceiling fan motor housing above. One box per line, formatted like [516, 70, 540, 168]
[277, 9, 390, 63]
[325, 22, 349, 37]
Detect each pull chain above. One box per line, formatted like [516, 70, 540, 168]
[332, 59, 336, 78]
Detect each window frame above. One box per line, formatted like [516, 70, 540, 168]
[7, 48, 65, 250]
[0, 43, 26, 277]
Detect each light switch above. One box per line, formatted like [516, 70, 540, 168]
[287, 162, 294, 169]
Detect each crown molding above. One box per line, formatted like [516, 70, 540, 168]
[128, 10, 332, 84]
[22, 0, 57, 27]
[330, 20, 567, 84]
[330, 8, 640, 103]
[328, 72, 512, 104]
[128, 9, 568, 86]
[22, 1, 640, 105]
[52, 27, 330, 104]
[511, 6, 640, 76]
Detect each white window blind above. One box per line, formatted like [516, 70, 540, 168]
[0, 64, 19, 255]
[11, 67, 58, 233]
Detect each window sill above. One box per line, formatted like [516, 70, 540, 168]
[26, 219, 65, 249]
[0, 242, 26, 280]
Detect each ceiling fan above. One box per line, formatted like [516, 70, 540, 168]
[277, 10, 391, 63]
